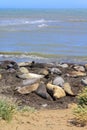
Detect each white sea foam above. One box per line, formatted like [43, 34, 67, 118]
[29, 19, 46, 24]
[0, 53, 50, 63]
[38, 24, 48, 28]
[0, 18, 59, 26]
[0, 54, 87, 64]
[0, 54, 48, 59]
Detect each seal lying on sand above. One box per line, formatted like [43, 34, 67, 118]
[47, 83, 66, 99]
[22, 78, 39, 86]
[63, 82, 74, 96]
[17, 73, 44, 79]
[35, 82, 52, 100]
[17, 83, 39, 94]
[53, 87, 66, 99]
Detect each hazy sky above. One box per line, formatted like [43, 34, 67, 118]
[0, 0, 87, 8]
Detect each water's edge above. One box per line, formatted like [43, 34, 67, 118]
[0, 51, 87, 64]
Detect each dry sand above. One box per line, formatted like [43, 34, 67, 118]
[0, 104, 87, 130]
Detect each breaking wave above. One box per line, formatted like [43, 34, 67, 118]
[0, 18, 58, 26]
[38, 24, 48, 28]
[0, 52, 87, 64]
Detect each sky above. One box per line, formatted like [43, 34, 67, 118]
[0, 0, 87, 9]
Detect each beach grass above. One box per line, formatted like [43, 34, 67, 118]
[73, 88, 87, 126]
[0, 100, 16, 122]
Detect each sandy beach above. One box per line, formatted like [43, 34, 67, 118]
[0, 105, 87, 130]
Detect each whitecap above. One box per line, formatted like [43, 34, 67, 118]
[0, 18, 60, 27]
[29, 19, 46, 24]
[24, 21, 30, 24]
[38, 24, 48, 28]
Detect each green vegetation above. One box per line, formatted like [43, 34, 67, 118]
[0, 100, 15, 122]
[77, 88, 87, 106]
[73, 105, 87, 126]
[73, 88, 87, 126]
[0, 99, 36, 122]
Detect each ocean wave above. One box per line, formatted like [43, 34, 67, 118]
[38, 24, 48, 28]
[0, 53, 50, 63]
[0, 52, 50, 59]
[0, 52, 87, 64]
[1, 17, 87, 26]
[0, 18, 58, 26]
[29, 19, 46, 24]
[0, 54, 46, 59]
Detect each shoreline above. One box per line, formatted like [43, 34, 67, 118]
[0, 52, 87, 64]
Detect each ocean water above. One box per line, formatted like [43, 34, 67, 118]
[0, 8, 87, 63]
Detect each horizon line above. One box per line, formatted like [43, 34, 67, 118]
[0, 7, 87, 9]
